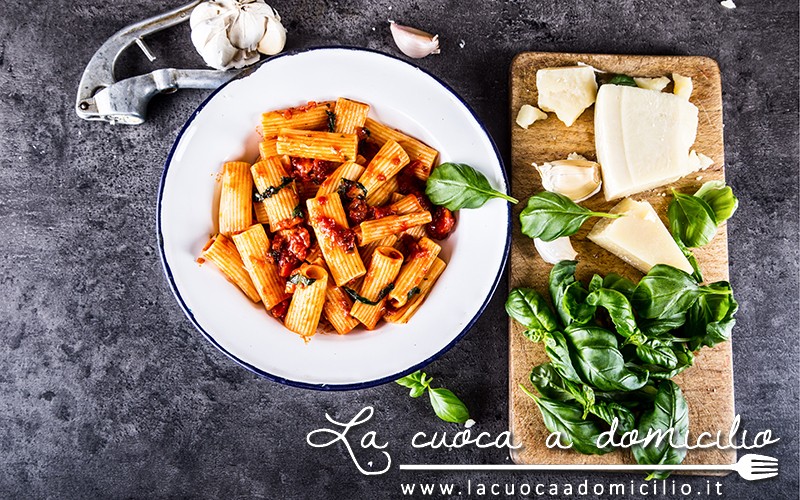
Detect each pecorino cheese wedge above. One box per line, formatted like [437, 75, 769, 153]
[595, 84, 700, 201]
[588, 198, 693, 274]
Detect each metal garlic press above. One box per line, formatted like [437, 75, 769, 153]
[76, 0, 238, 125]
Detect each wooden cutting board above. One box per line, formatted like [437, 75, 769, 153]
[508, 52, 735, 469]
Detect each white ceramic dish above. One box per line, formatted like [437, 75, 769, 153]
[158, 47, 510, 390]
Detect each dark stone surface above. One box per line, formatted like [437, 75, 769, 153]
[0, 0, 797, 498]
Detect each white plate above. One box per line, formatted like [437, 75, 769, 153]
[158, 47, 510, 390]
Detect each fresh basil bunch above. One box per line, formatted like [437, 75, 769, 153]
[508, 260, 736, 477]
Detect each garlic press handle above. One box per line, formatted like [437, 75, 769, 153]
[76, 0, 237, 124]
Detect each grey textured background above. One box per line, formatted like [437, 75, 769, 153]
[1, 0, 798, 498]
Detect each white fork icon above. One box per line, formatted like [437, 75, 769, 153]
[400, 454, 779, 480]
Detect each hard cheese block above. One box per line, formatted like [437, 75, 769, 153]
[595, 85, 699, 200]
[588, 198, 693, 274]
[536, 66, 598, 127]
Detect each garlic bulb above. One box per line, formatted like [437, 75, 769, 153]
[534, 237, 578, 265]
[535, 158, 602, 202]
[190, 0, 286, 70]
[390, 22, 440, 59]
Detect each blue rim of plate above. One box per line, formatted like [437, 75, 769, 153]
[156, 46, 511, 391]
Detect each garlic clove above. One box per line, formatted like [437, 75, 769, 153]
[257, 15, 287, 55]
[535, 159, 602, 203]
[389, 21, 440, 59]
[534, 237, 578, 265]
[190, 1, 226, 29]
[228, 9, 267, 50]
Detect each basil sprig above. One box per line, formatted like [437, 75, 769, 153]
[520, 192, 622, 242]
[425, 162, 518, 210]
[325, 110, 336, 132]
[668, 181, 739, 249]
[395, 370, 470, 424]
[254, 176, 293, 201]
[342, 284, 394, 305]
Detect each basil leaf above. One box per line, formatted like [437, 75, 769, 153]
[342, 284, 394, 305]
[505, 288, 560, 336]
[292, 203, 304, 218]
[325, 110, 336, 132]
[529, 364, 575, 401]
[428, 388, 470, 423]
[406, 287, 421, 301]
[639, 313, 687, 338]
[564, 325, 649, 392]
[635, 340, 679, 369]
[668, 190, 718, 248]
[561, 281, 595, 326]
[632, 380, 689, 480]
[395, 370, 432, 398]
[586, 288, 639, 339]
[607, 74, 637, 87]
[602, 274, 636, 298]
[254, 176, 294, 201]
[549, 260, 578, 327]
[685, 281, 737, 350]
[544, 329, 584, 384]
[589, 274, 604, 292]
[520, 387, 611, 455]
[694, 181, 738, 224]
[632, 265, 706, 319]
[520, 192, 622, 242]
[425, 162, 518, 210]
[589, 401, 636, 433]
[288, 273, 316, 287]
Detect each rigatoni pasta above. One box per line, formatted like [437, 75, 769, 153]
[200, 97, 456, 341]
[285, 265, 328, 339]
[334, 98, 370, 135]
[200, 235, 261, 303]
[350, 246, 404, 329]
[277, 128, 358, 163]
[251, 158, 299, 232]
[232, 224, 289, 310]
[218, 161, 253, 236]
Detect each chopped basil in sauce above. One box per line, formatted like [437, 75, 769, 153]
[254, 176, 293, 201]
[343, 284, 395, 305]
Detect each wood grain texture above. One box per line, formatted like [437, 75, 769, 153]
[509, 52, 735, 469]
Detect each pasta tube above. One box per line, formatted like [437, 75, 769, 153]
[306, 193, 366, 286]
[232, 224, 289, 309]
[277, 128, 358, 163]
[285, 265, 328, 339]
[251, 158, 300, 232]
[350, 246, 404, 329]
[200, 235, 260, 303]
[334, 97, 370, 135]
[385, 258, 446, 324]
[261, 101, 335, 137]
[364, 117, 439, 180]
[316, 162, 365, 197]
[259, 138, 279, 160]
[218, 161, 253, 236]
[323, 283, 360, 335]
[358, 211, 432, 245]
[358, 140, 409, 197]
[388, 237, 441, 308]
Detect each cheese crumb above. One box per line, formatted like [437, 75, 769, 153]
[672, 73, 693, 100]
[464, 419, 476, 428]
[720, 0, 736, 8]
[516, 104, 548, 129]
[634, 76, 670, 92]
